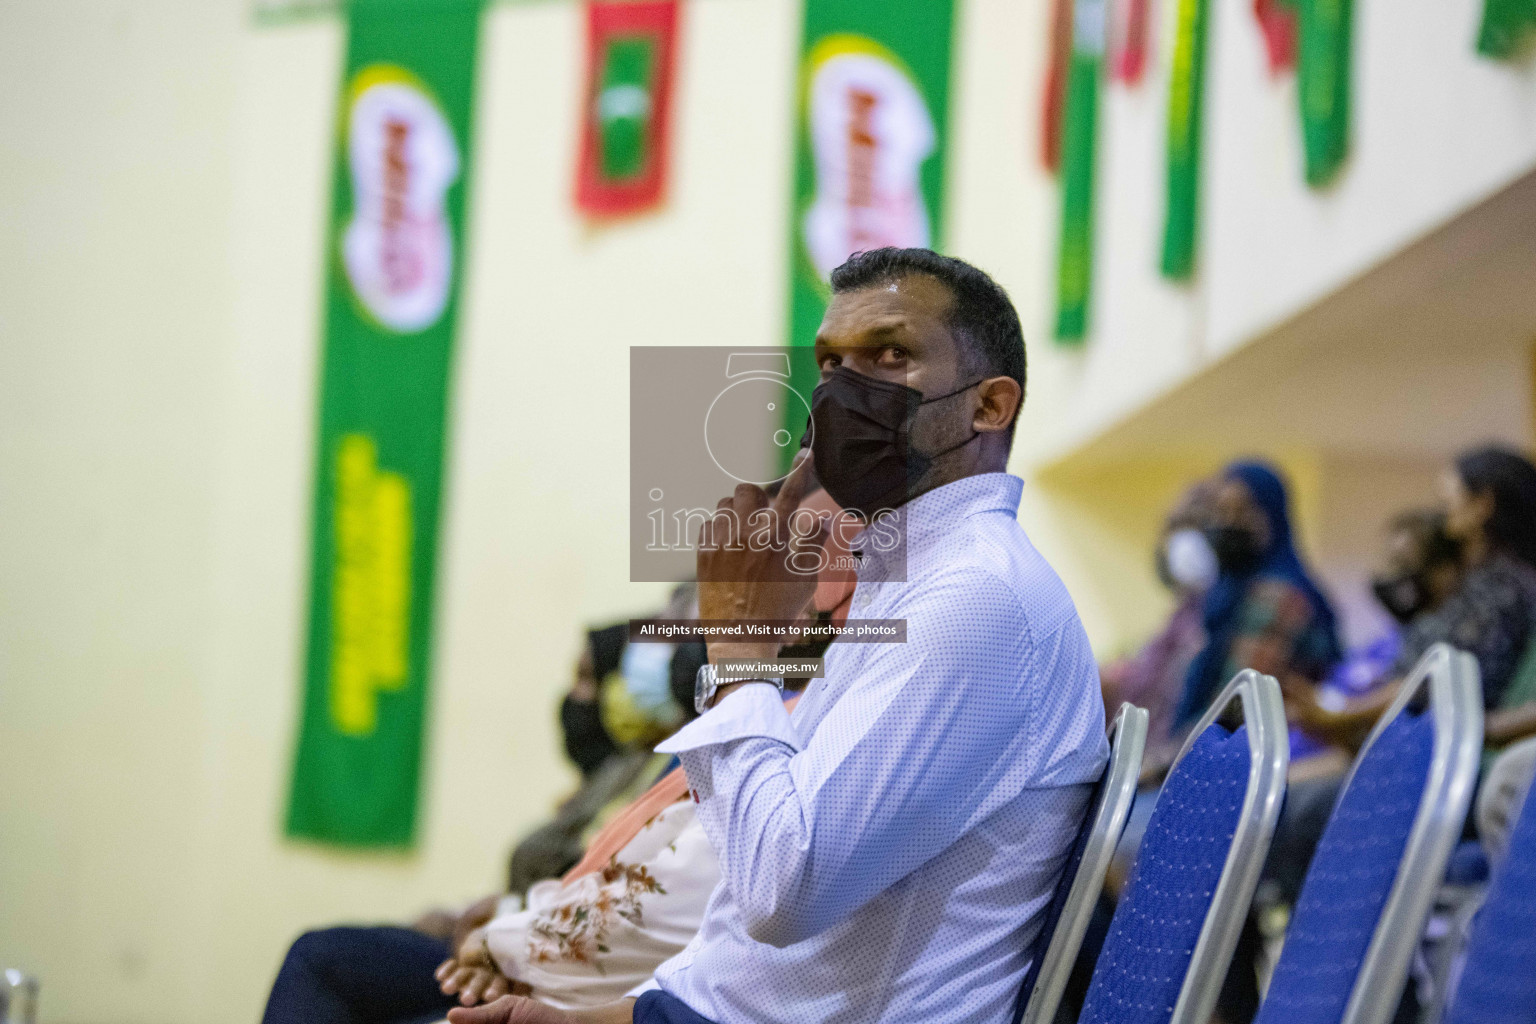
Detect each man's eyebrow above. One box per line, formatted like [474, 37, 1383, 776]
[814, 318, 914, 352]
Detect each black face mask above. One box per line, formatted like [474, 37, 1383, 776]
[1372, 573, 1428, 624]
[1205, 524, 1263, 575]
[559, 695, 617, 777]
[803, 366, 980, 517]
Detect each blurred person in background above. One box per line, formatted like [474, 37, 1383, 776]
[1101, 461, 1339, 1024]
[1174, 460, 1342, 734]
[263, 612, 696, 1024]
[506, 586, 697, 897]
[1287, 444, 1536, 748]
[560, 625, 630, 779]
[1286, 508, 1463, 775]
[1221, 508, 1467, 1024]
[1132, 460, 1340, 787]
[1099, 480, 1217, 747]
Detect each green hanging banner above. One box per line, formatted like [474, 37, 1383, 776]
[1161, 0, 1209, 279]
[1295, 0, 1351, 186]
[783, 0, 956, 420]
[1054, 0, 1107, 342]
[286, 0, 481, 848]
[1476, 0, 1536, 59]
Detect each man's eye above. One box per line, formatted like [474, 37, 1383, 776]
[878, 347, 907, 364]
[818, 355, 840, 374]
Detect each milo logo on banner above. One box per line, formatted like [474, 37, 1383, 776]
[801, 35, 936, 280]
[341, 64, 460, 333]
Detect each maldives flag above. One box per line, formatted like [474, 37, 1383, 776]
[575, 0, 680, 217]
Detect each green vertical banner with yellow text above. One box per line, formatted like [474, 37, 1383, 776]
[1161, 0, 1208, 279]
[286, 0, 481, 848]
[1054, 0, 1107, 342]
[783, 0, 955, 439]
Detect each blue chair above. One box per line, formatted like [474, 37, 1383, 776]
[1078, 669, 1289, 1024]
[1253, 643, 1482, 1024]
[1443, 746, 1536, 1024]
[1015, 701, 1149, 1024]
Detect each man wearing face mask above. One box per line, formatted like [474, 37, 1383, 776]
[1101, 481, 1218, 747]
[451, 248, 1109, 1024]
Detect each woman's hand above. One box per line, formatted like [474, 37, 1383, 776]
[437, 933, 520, 1007]
[1279, 675, 1330, 732]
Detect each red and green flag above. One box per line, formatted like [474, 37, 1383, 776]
[782, 0, 956, 432]
[1161, 0, 1209, 279]
[286, 0, 481, 848]
[1055, 0, 1107, 341]
[575, 1, 681, 218]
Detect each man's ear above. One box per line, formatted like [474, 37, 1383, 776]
[973, 376, 1022, 434]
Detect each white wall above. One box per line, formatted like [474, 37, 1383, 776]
[0, 1, 242, 1018]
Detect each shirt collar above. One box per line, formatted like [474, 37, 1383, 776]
[854, 472, 1024, 577]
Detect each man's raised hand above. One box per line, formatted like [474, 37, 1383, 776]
[696, 452, 831, 653]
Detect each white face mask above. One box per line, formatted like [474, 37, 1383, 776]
[1164, 528, 1219, 591]
[621, 641, 678, 717]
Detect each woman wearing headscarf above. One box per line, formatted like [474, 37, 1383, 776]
[1173, 460, 1342, 731]
[1146, 462, 1341, 1024]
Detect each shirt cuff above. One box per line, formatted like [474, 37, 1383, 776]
[626, 977, 661, 998]
[654, 682, 801, 754]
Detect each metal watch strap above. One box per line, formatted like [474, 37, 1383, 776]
[695, 663, 784, 715]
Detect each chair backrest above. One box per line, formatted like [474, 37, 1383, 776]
[1444, 759, 1536, 1024]
[1077, 670, 1288, 1024]
[1015, 702, 1149, 1024]
[1254, 643, 1482, 1024]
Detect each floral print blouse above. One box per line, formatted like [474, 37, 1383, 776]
[482, 797, 718, 1010]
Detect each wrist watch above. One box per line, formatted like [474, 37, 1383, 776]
[695, 663, 785, 715]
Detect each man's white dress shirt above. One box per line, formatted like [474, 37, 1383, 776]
[649, 472, 1109, 1024]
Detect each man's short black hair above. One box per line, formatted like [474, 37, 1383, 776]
[829, 248, 1026, 437]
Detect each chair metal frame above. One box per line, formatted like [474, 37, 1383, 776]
[1338, 643, 1482, 1024]
[1017, 701, 1149, 1024]
[1167, 669, 1290, 1024]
